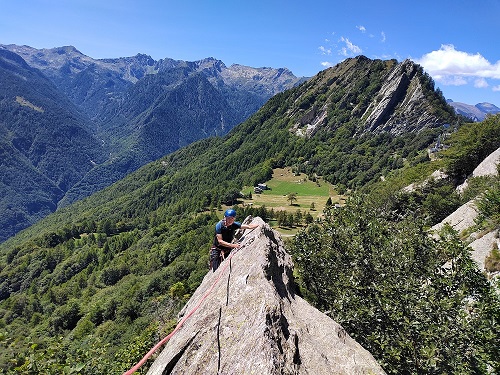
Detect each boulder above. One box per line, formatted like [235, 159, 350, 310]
[146, 217, 386, 375]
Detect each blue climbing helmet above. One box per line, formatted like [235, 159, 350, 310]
[224, 208, 237, 218]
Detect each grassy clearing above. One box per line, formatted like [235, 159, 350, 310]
[216, 168, 345, 236]
[240, 167, 344, 220]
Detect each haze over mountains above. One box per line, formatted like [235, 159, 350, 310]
[0, 43, 496, 243]
[0, 44, 304, 242]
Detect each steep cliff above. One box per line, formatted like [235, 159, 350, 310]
[361, 59, 442, 134]
[146, 217, 386, 375]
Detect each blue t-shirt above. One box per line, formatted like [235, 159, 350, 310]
[213, 219, 241, 249]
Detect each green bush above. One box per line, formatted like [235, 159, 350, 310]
[291, 195, 500, 374]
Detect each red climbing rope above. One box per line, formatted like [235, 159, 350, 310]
[122, 247, 240, 375]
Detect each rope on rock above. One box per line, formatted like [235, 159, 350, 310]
[122, 224, 255, 375]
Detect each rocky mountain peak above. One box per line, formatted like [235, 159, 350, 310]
[289, 56, 455, 138]
[361, 59, 444, 134]
[53, 45, 82, 54]
[195, 56, 227, 69]
[146, 217, 385, 375]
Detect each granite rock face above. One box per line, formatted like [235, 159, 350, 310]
[361, 59, 442, 135]
[433, 147, 500, 276]
[147, 217, 386, 375]
[289, 56, 456, 138]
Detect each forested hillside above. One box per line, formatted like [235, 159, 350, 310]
[1, 57, 499, 374]
[292, 115, 500, 372]
[0, 44, 302, 241]
[0, 49, 105, 242]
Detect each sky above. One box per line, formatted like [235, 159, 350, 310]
[1, 0, 500, 107]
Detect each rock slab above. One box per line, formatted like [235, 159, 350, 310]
[147, 217, 386, 375]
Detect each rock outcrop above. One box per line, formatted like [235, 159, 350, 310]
[432, 147, 500, 274]
[147, 217, 386, 375]
[289, 57, 455, 138]
[456, 147, 500, 193]
[361, 59, 443, 135]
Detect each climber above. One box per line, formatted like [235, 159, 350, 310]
[210, 209, 259, 271]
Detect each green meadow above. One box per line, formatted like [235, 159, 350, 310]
[241, 168, 343, 217]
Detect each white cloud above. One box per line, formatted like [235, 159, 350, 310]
[474, 78, 488, 88]
[321, 61, 333, 68]
[339, 37, 362, 56]
[435, 75, 468, 86]
[415, 44, 500, 83]
[415, 45, 500, 101]
[381, 32, 386, 43]
[356, 25, 366, 33]
[318, 46, 331, 55]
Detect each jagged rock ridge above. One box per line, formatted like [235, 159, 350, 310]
[146, 217, 386, 375]
[362, 59, 438, 133]
[290, 57, 456, 137]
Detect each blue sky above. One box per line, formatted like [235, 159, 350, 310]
[1, 0, 500, 106]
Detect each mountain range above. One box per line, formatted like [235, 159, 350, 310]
[0, 44, 304, 242]
[447, 99, 500, 121]
[2, 44, 498, 243]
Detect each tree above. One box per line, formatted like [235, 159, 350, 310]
[169, 282, 186, 299]
[444, 114, 500, 180]
[286, 192, 298, 206]
[294, 210, 303, 226]
[305, 212, 314, 224]
[276, 210, 286, 228]
[291, 195, 500, 374]
[476, 178, 500, 225]
[50, 299, 82, 332]
[325, 197, 333, 207]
